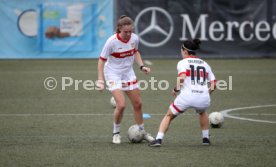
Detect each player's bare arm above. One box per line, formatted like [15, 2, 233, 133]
[97, 58, 106, 91]
[134, 51, 151, 75]
[208, 80, 216, 94]
[172, 74, 186, 96]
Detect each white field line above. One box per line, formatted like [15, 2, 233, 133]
[1, 135, 275, 140]
[0, 112, 276, 117]
[220, 104, 276, 124]
[0, 113, 164, 117]
[1, 70, 276, 74]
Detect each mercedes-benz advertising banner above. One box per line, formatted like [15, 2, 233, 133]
[117, 0, 276, 58]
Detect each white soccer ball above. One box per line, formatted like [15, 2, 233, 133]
[209, 112, 224, 128]
[110, 96, 116, 108]
[127, 124, 144, 143]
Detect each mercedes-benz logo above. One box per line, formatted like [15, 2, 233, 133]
[135, 7, 174, 47]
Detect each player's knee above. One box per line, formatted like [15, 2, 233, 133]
[166, 111, 176, 120]
[199, 111, 207, 116]
[133, 100, 142, 110]
[116, 102, 126, 111]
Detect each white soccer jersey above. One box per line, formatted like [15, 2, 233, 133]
[177, 56, 216, 95]
[99, 33, 139, 72]
[170, 56, 216, 115]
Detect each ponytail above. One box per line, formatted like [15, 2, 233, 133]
[181, 38, 201, 55]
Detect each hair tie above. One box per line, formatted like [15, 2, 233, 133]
[182, 44, 195, 52]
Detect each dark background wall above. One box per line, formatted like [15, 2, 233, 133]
[116, 0, 276, 58]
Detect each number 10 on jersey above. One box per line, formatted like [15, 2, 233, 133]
[189, 65, 207, 85]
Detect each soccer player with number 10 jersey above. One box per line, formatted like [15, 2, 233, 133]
[149, 39, 216, 147]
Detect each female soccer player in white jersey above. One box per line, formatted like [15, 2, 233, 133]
[97, 15, 154, 144]
[149, 39, 216, 147]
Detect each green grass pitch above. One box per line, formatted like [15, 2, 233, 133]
[0, 59, 276, 167]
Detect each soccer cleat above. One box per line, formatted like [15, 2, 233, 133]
[112, 133, 121, 144]
[149, 139, 162, 147]
[202, 137, 211, 145]
[142, 131, 155, 142]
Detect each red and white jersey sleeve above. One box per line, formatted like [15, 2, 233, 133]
[99, 33, 139, 72]
[99, 37, 113, 61]
[177, 60, 189, 77]
[206, 63, 216, 82]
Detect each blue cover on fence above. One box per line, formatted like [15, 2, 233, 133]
[0, 0, 113, 59]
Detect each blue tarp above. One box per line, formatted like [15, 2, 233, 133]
[0, 0, 113, 59]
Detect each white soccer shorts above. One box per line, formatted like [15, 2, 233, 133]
[169, 94, 210, 116]
[104, 68, 138, 91]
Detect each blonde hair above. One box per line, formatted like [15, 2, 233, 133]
[116, 15, 134, 33]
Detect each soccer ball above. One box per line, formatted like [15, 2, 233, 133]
[127, 125, 144, 143]
[209, 112, 224, 128]
[110, 96, 116, 108]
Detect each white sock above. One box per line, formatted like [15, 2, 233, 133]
[156, 132, 164, 140]
[113, 123, 120, 134]
[138, 123, 144, 130]
[202, 129, 209, 138]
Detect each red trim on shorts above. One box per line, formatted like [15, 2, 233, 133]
[171, 102, 182, 113]
[111, 48, 136, 58]
[122, 80, 138, 87]
[117, 33, 131, 43]
[126, 80, 137, 86]
[99, 57, 107, 61]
